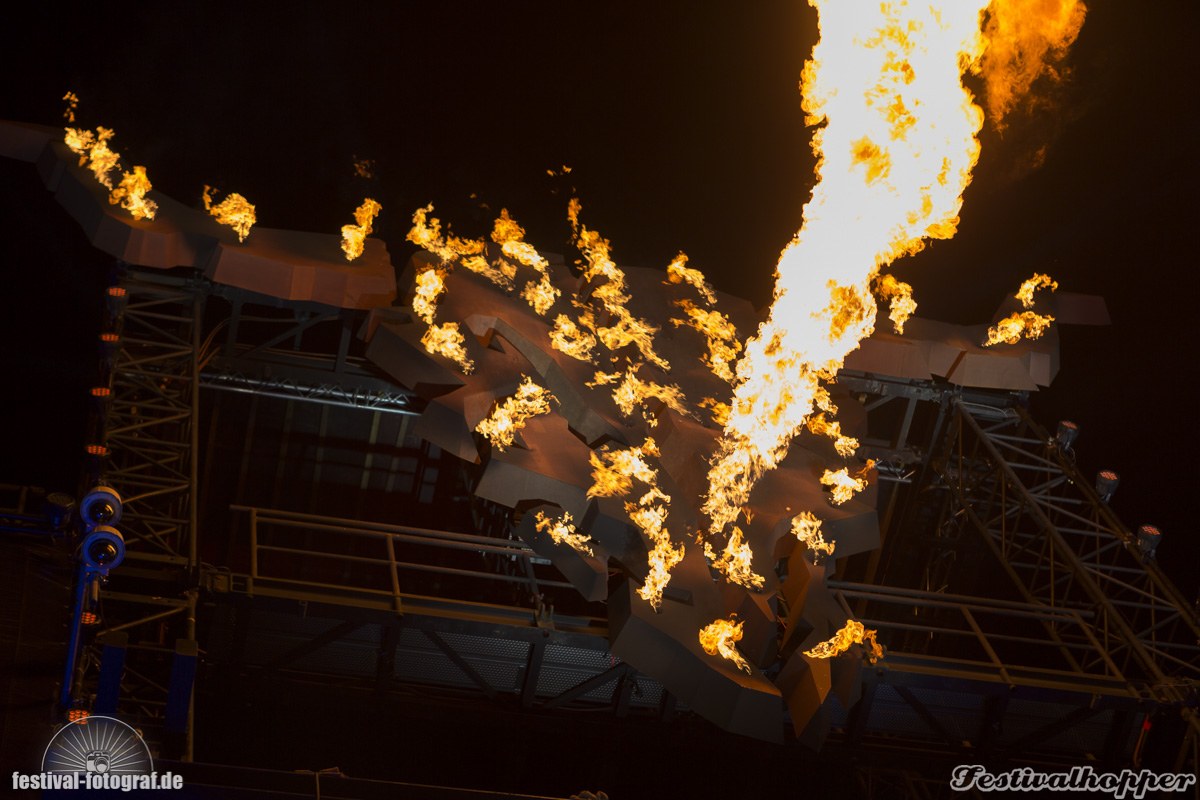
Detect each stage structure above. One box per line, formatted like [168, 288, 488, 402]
[2, 120, 1198, 797]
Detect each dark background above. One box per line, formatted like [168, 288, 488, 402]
[0, 0, 1196, 755]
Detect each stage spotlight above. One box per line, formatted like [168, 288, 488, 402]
[1136, 524, 1161, 559]
[79, 485, 122, 528]
[1095, 470, 1120, 502]
[1055, 420, 1079, 450]
[81, 525, 125, 572]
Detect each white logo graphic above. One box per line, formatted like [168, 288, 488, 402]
[42, 716, 153, 776]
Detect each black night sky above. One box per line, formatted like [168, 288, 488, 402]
[0, 0, 1197, 780]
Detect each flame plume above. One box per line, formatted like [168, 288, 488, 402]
[1015, 272, 1058, 307]
[805, 619, 884, 664]
[412, 267, 447, 325]
[703, 0, 992, 537]
[699, 617, 752, 674]
[421, 322, 474, 374]
[593, 367, 689, 427]
[533, 510, 595, 557]
[475, 376, 554, 451]
[671, 299, 742, 383]
[820, 461, 874, 506]
[341, 198, 382, 261]
[587, 438, 660, 499]
[203, 186, 256, 242]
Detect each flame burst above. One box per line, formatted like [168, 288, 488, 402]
[64, 125, 120, 188]
[699, 616, 752, 674]
[703, 0, 993, 538]
[533, 509, 595, 557]
[63, 91, 79, 123]
[203, 186, 256, 242]
[985, 271, 1058, 345]
[109, 165, 158, 221]
[476, 376, 554, 451]
[341, 198, 382, 261]
[804, 619, 884, 664]
[629, 487, 684, 610]
[792, 511, 835, 562]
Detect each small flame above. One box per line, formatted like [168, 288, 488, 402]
[62, 91, 79, 123]
[549, 312, 597, 362]
[876, 274, 917, 334]
[671, 299, 742, 383]
[804, 619, 883, 664]
[475, 376, 554, 451]
[628, 486, 685, 610]
[1015, 272, 1058, 308]
[820, 461, 873, 506]
[665, 253, 718, 306]
[698, 397, 731, 427]
[791, 511, 835, 562]
[588, 438, 660, 499]
[984, 310, 1055, 346]
[533, 509, 595, 557]
[570, 199, 669, 370]
[492, 210, 561, 315]
[341, 198, 382, 261]
[352, 157, 376, 179]
[64, 125, 120, 189]
[600, 366, 689, 427]
[698, 616, 752, 674]
[108, 165, 158, 221]
[421, 322, 474, 374]
[704, 526, 765, 590]
[806, 413, 859, 458]
[203, 186, 256, 242]
[412, 267, 447, 325]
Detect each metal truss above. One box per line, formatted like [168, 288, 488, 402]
[936, 401, 1200, 693]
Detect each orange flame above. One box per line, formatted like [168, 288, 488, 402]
[1015, 272, 1058, 308]
[978, 0, 1087, 128]
[594, 367, 689, 427]
[791, 511, 835, 562]
[804, 619, 883, 664]
[703, 526, 765, 590]
[628, 486, 684, 610]
[876, 274, 917, 334]
[492, 210, 561, 315]
[699, 616, 752, 673]
[806, 413, 858, 458]
[665, 253, 718, 306]
[549, 313, 598, 362]
[64, 125, 121, 189]
[820, 460, 874, 506]
[588, 438, 660, 499]
[63, 91, 79, 123]
[570, 199, 669, 371]
[703, 1, 991, 537]
[412, 267, 447, 325]
[109, 165, 158, 221]
[671, 299, 742, 383]
[421, 322, 474, 374]
[475, 376, 554, 451]
[984, 310, 1055, 346]
[203, 186, 256, 242]
[341, 198, 382, 261]
[533, 509, 595, 557]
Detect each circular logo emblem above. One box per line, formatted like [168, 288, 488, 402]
[42, 716, 153, 775]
